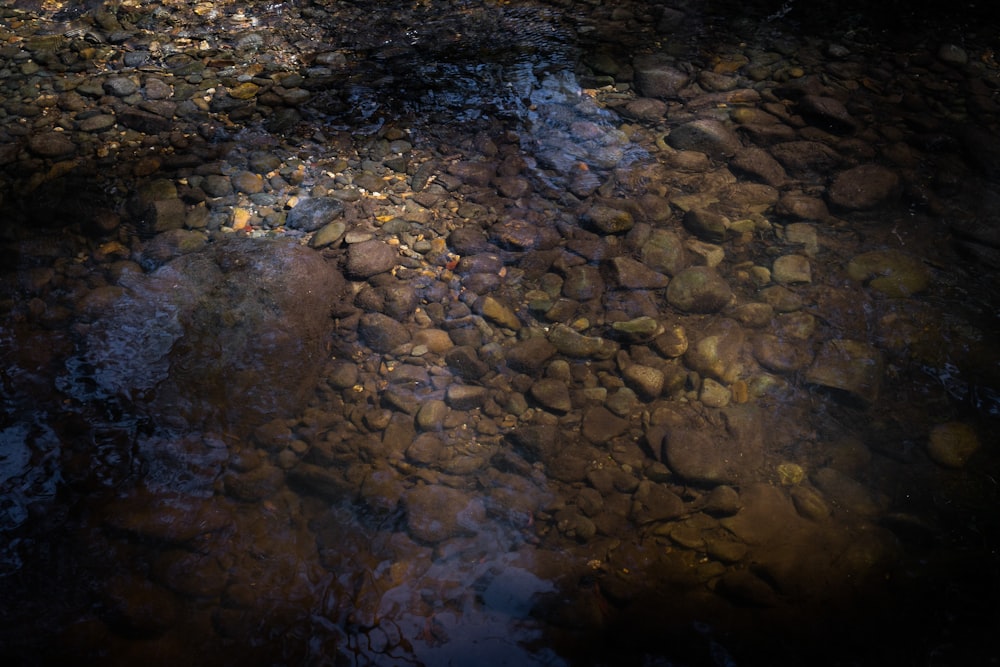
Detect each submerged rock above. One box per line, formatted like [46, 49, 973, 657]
[79, 238, 348, 433]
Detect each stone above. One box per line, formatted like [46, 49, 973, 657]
[633, 55, 690, 98]
[730, 147, 788, 187]
[662, 421, 760, 486]
[547, 324, 617, 359]
[603, 256, 669, 289]
[530, 378, 573, 413]
[346, 239, 397, 278]
[846, 250, 930, 297]
[581, 405, 630, 444]
[406, 432, 445, 465]
[359, 312, 411, 352]
[667, 266, 733, 314]
[562, 265, 605, 300]
[827, 164, 900, 210]
[445, 346, 488, 380]
[286, 197, 345, 232]
[584, 204, 634, 234]
[445, 384, 489, 410]
[639, 229, 687, 276]
[683, 209, 728, 243]
[797, 95, 858, 134]
[751, 333, 812, 373]
[684, 319, 745, 384]
[805, 339, 882, 404]
[622, 364, 665, 400]
[478, 296, 521, 330]
[404, 484, 485, 543]
[505, 337, 557, 372]
[699, 377, 731, 407]
[772, 254, 811, 284]
[630, 480, 685, 524]
[666, 119, 741, 160]
[927, 422, 980, 468]
[28, 132, 76, 158]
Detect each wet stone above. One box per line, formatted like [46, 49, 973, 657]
[797, 95, 858, 134]
[772, 254, 811, 284]
[603, 256, 669, 289]
[530, 378, 573, 413]
[640, 229, 687, 276]
[286, 197, 345, 232]
[404, 484, 485, 543]
[666, 119, 741, 160]
[666, 266, 733, 314]
[547, 325, 617, 360]
[359, 312, 411, 352]
[446, 384, 488, 410]
[505, 336, 557, 372]
[927, 422, 980, 468]
[581, 405, 630, 444]
[622, 364, 664, 400]
[683, 209, 728, 243]
[633, 55, 690, 98]
[346, 239, 398, 278]
[584, 204, 634, 234]
[28, 131, 76, 157]
[805, 339, 882, 404]
[827, 164, 900, 210]
[846, 249, 930, 297]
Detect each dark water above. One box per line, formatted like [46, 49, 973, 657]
[2, 1, 1000, 666]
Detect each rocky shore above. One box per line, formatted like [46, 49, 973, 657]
[1, 1, 999, 665]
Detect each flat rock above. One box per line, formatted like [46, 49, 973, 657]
[805, 339, 882, 404]
[666, 119, 741, 160]
[667, 266, 733, 313]
[286, 197, 345, 232]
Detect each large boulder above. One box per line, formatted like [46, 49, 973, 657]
[79, 238, 348, 433]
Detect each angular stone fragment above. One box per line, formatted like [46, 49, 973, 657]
[286, 197, 345, 232]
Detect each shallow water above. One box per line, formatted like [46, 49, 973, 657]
[1, 1, 1000, 666]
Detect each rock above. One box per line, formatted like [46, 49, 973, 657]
[772, 254, 811, 284]
[683, 209, 728, 243]
[445, 384, 489, 410]
[530, 378, 573, 413]
[286, 197, 345, 232]
[633, 55, 690, 98]
[478, 295, 521, 330]
[28, 132, 76, 158]
[118, 108, 172, 134]
[805, 339, 882, 404]
[666, 119, 741, 160]
[445, 345, 488, 380]
[751, 333, 812, 373]
[581, 405, 630, 443]
[770, 141, 842, 177]
[603, 256, 669, 289]
[623, 97, 668, 121]
[684, 319, 745, 384]
[404, 484, 486, 543]
[547, 324, 617, 359]
[938, 43, 968, 65]
[406, 432, 445, 465]
[667, 266, 733, 313]
[776, 193, 830, 221]
[846, 250, 930, 297]
[811, 468, 881, 516]
[927, 422, 980, 468]
[699, 378, 731, 407]
[639, 229, 687, 276]
[505, 337, 557, 372]
[583, 204, 634, 234]
[730, 147, 788, 187]
[562, 265, 605, 300]
[827, 164, 900, 210]
[83, 238, 345, 433]
[622, 364, 665, 400]
[630, 480, 685, 524]
[346, 239, 398, 278]
[359, 312, 411, 352]
[797, 95, 858, 134]
[663, 425, 755, 486]
[611, 316, 663, 343]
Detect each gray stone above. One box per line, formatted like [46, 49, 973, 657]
[28, 132, 76, 158]
[446, 384, 489, 410]
[286, 197, 345, 232]
[584, 204, 634, 234]
[730, 147, 788, 187]
[622, 364, 665, 400]
[772, 254, 811, 284]
[797, 95, 858, 134]
[684, 318, 745, 384]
